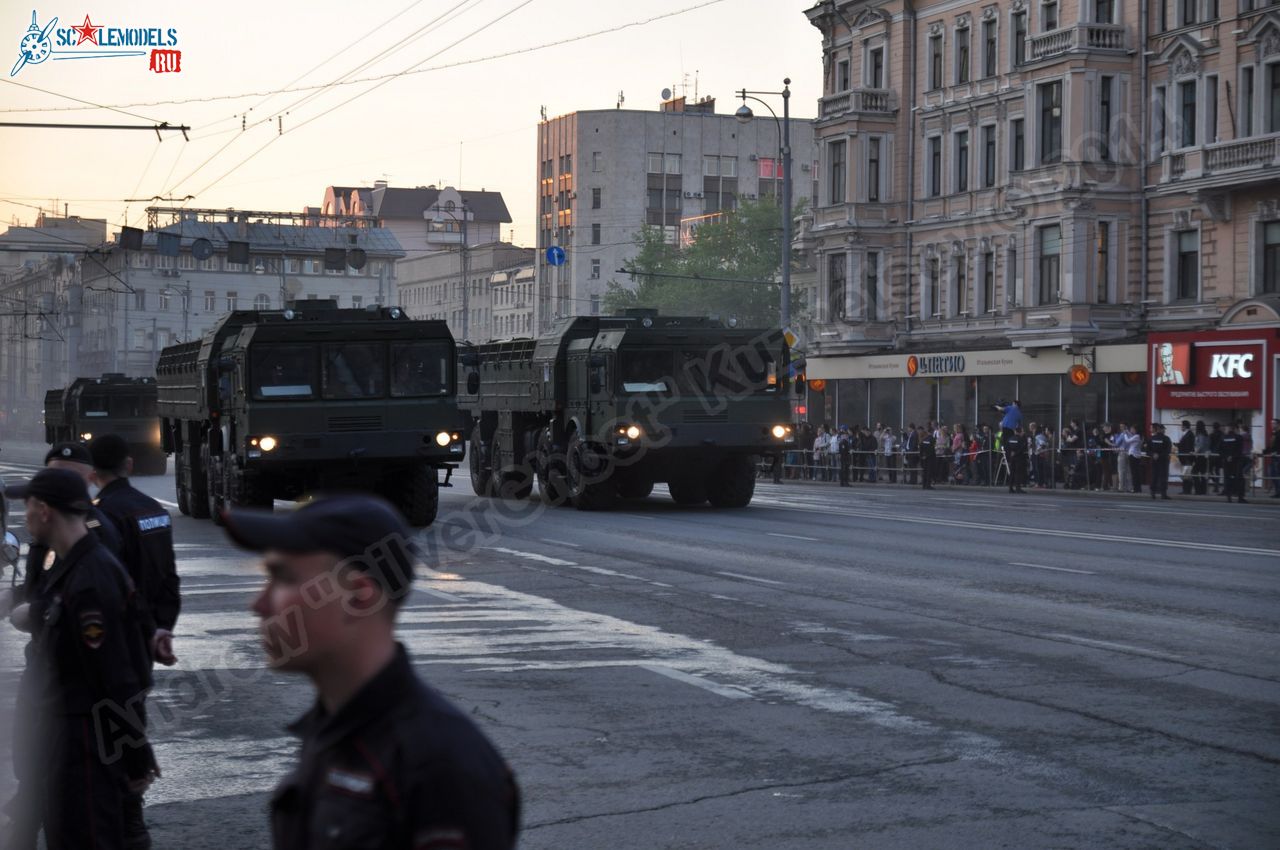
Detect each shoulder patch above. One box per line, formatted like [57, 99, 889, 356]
[80, 610, 105, 649]
[86, 518, 101, 529]
[137, 514, 172, 532]
[414, 828, 468, 849]
[326, 768, 375, 797]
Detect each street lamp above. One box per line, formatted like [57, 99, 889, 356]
[159, 280, 191, 342]
[736, 78, 793, 329]
[431, 201, 471, 341]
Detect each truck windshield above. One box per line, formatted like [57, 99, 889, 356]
[676, 344, 779, 395]
[80, 396, 110, 417]
[391, 341, 451, 397]
[620, 351, 671, 393]
[323, 342, 386, 399]
[252, 345, 317, 399]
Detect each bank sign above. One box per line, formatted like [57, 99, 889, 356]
[906, 354, 966, 377]
[1152, 339, 1263, 409]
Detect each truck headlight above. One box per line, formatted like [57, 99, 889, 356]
[80, 432, 93, 441]
[258, 436, 278, 452]
[625, 425, 641, 440]
[435, 431, 452, 447]
[771, 425, 788, 439]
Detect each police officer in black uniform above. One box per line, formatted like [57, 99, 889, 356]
[3, 469, 156, 850]
[1145, 423, 1173, 500]
[225, 495, 519, 850]
[90, 433, 180, 849]
[917, 427, 935, 490]
[1220, 422, 1246, 503]
[1004, 425, 1028, 493]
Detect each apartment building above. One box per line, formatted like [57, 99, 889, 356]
[801, 0, 1279, 441]
[397, 242, 535, 343]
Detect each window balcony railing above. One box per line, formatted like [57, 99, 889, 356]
[1159, 133, 1280, 183]
[1025, 23, 1127, 62]
[819, 88, 899, 119]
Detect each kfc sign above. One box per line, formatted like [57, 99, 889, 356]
[1208, 353, 1254, 379]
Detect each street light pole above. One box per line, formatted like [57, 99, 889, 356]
[736, 78, 793, 329]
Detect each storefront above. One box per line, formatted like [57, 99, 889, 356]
[803, 344, 1148, 433]
[1148, 328, 1280, 454]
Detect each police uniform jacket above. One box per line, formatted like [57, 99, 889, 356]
[1003, 433, 1025, 455]
[1145, 434, 1172, 461]
[272, 644, 519, 850]
[918, 434, 935, 456]
[17, 504, 122, 607]
[95, 478, 180, 632]
[1219, 433, 1243, 462]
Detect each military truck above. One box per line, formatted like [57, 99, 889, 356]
[43, 374, 166, 474]
[459, 311, 796, 510]
[155, 301, 464, 527]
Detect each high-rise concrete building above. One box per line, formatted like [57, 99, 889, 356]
[534, 96, 818, 331]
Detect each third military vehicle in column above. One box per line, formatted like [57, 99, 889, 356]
[155, 300, 464, 526]
[459, 310, 796, 510]
[44, 374, 166, 474]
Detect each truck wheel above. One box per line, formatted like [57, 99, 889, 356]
[400, 464, 439, 527]
[536, 430, 570, 507]
[189, 447, 211, 519]
[469, 424, 493, 497]
[175, 462, 191, 516]
[489, 437, 533, 500]
[202, 446, 225, 526]
[707, 456, 757, 508]
[667, 474, 708, 506]
[567, 434, 616, 511]
[618, 477, 654, 500]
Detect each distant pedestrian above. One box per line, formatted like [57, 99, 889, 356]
[1219, 423, 1246, 503]
[1269, 418, 1280, 498]
[1176, 421, 1196, 495]
[837, 426, 852, 487]
[1004, 426, 1027, 493]
[1146, 423, 1173, 500]
[903, 424, 920, 485]
[226, 495, 521, 850]
[918, 427, 935, 490]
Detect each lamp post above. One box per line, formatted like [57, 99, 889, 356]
[736, 77, 792, 329]
[431, 201, 470, 341]
[160, 279, 191, 342]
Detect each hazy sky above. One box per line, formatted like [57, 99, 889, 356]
[1, 0, 824, 245]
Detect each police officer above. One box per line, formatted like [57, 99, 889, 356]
[837, 426, 852, 487]
[1004, 425, 1028, 493]
[917, 427, 935, 490]
[4, 469, 156, 850]
[90, 433, 180, 849]
[1145, 423, 1173, 500]
[224, 495, 520, 849]
[1176, 421, 1196, 495]
[1219, 422, 1246, 503]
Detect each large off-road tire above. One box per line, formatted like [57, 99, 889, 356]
[490, 436, 533, 500]
[203, 445, 225, 526]
[175, 460, 191, 516]
[707, 455, 757, 508]
[618, 477, 654, 500]
[667, 473, 708, 506]
[567, 434, 616, 511]
[188, 446, 211, 519]
[399, 463, 439, 527]
[469, 424, 493, 497]
[536, 429, 570, 507]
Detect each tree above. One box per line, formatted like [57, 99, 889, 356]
[603, 199, 804, 327]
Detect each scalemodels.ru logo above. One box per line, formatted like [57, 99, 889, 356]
[10, 9, 182, 76]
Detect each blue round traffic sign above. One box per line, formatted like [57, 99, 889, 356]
[546, 245, 566, 266]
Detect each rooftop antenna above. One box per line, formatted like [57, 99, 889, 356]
[539, 105, 547, 122]
[616, 90, 625, 109]
[694, 70, 699, 103]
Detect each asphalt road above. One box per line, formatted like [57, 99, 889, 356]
[1, 443, 1278, 849]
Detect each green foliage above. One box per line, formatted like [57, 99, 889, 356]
[603, 199, 802, 327]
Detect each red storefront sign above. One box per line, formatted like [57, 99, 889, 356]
[1151, 335, 1267, 410]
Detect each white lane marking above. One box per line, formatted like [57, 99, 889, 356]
[1009, 562, 1096, 575]
[715, 571, 786, 586]
[182, 581, 263, 590]
[156, 499, 180, 510]
[708, 594, 741, 602]
[1041, 633, 1182, 661]
[754, 501, 1280, 558]
[184, 586, 261, 597]
[419, 587, 463, 602]
[641, 664, 752, 700]
[485, 546, 577, 567]
[540, 538, 581, 548]
[765, 532, 821, 542]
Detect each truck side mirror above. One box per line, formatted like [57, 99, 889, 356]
[466, 372, 480, 394]
[216, 356, 235, 373]
[588, 354, 606, 368]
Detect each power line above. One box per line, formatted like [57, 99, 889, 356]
[0, 77, 170, 124]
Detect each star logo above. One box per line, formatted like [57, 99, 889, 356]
[72, 14, 102, 46]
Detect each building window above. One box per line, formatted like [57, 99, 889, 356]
[928, 136, 942, 196]
[1096, 0, 1114, 22]
[1205, 75, 1218, 144]
[254, 293, 271, 310]
[982, 125, 996, 187]
[983, 20, 997, 77]
[982, 250, 996, 312]
[1039, 81, 1063, 164]
[1042, 0, 1059, 31]
[665, 153, 681, 174]
[1038, 224, 1062, 304]
[1013, 12, 1027, 65]
[1012, 118, 1025, 171]
[1263, 221, 1280, 294]
[828, 254, 847, 319]
[1270, 64, 1280, 133]
[647, 153, 662, 173]
[1241, 68, 1254, 137]
[869, 46, 885, 89]
[592, 187, 601, 209]
[929, 34, 943, 89]
[226, 291, 239, 312]
[1096, 221, 1111, 303]
[589, 223, 601, 245]
[867, 137, 881, 202]
[1180, 0, 1196, 25]
[866, 251, 880, 319]
[1179, 80, 1196, 148]
[955, 255, 969, 315]
[204, 290, 216, 312]
[829, 140, 847, 204]
[956, 26, 970, 84]
[703, 155, 720, 176]
[134, 288, 146, 310]
[837, 59, 851, 91]
[955, 130, 969, 192]
[1100, 76, 1113, 161]
[158, 290, 170, 310]
[1154, 85, 1167, 154]
[1176, 230, 1199, 300]
[928, 257, 941, 316]
[590, 259, 600, 279]
[592, 151, 602, 172]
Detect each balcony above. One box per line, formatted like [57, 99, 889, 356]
[1204, 135, 1279, 172]
[1158, 133, 1280, 186]
[1025, 23, 1127, 62]
[819, 88, 898, 120]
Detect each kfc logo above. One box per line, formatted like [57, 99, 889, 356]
[1208, 353, 1254, 380]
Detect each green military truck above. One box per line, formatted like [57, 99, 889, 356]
[43, 374, 167, 474]
[459, 311, 796, 510]
[155, 301, 464, 527]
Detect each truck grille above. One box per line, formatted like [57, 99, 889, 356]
[683, 410, 729, 424]
[327, 415, 384, 432]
